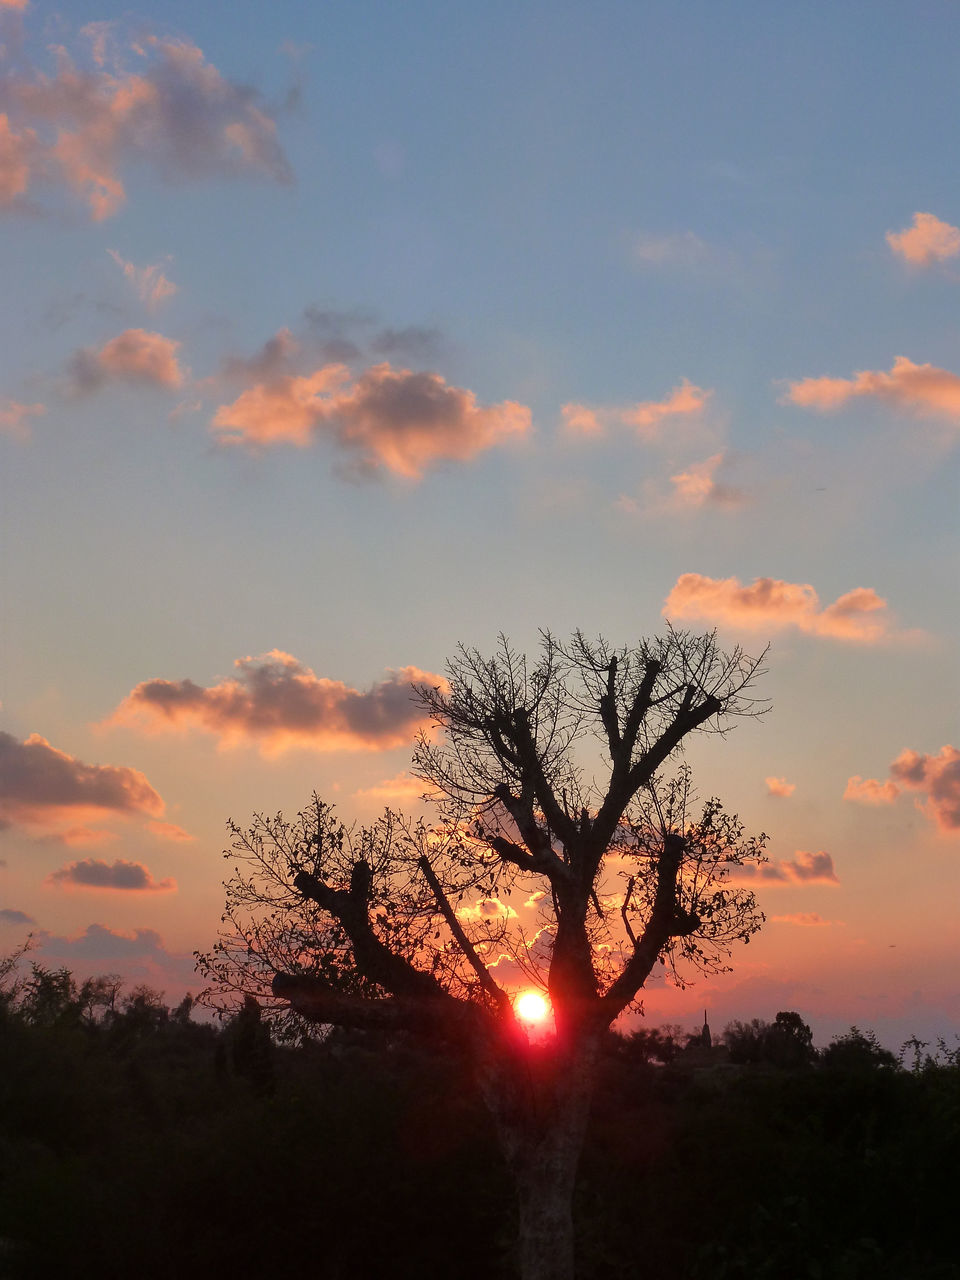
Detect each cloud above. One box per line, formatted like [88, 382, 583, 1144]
[0, 25, 291, 220]
[783, 356, 960, 423]
[632, 230, 709, 267]
[30, 922, 200, 999]
[765, 776, 796, 798]
[146, 820, 194, 842]
[108, 249, 177, 306]
[844, 775, 899, 805]
[734, 850, 839, 885]
[886, 212, 960, 266]
[889, 745, 960, 833]
[0, 908, 36, 926]
[771, 913, 840, 927]
[456, 897, 518, 923]
[0, 731, 163, 836]
[563, 379, 711, 442]
[212, 360, 530, 478]
[0, 399, 44, 439]
[47, 857, 175, 892]
[354, 773, 430, 802]
[663, 574, 894, 643]
[108, 651, 447, 755]
[67, 328, 183, 392]
[0, 1, 29, 10]
[670, 452, 744, 507]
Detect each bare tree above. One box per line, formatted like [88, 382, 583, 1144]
[199, 628, 768, 1280]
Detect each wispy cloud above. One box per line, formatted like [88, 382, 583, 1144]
[47, 857, 175, 892]
[67, 328, 183, 392]
[670, 452, 745, 507]
[0, 23, 291, 220]
[562, 379, 711, 439]
[734, 850, 839, 885]
[765, 776, 796, 798]
[0, 398, 44, 439]
[783, 356, 960, 424]
[844, 775, 899, 805]
[886, 212, 960, 266]
[107, 249, 177, 306]
[212, 361, 530, 478]
[0, 908, 36, 926]
[663, 574, 897, 643]
[771, 913, 842, 927]
[108, 651, 447, 756]
[354, 773, 430, 802]
[632, 229, 709, 267]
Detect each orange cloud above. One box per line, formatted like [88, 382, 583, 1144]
[889, 745, 960, 833]
[771, 913, 840, 927]
[663, 574, 893, 643]
[354, 773, 430, 802]
[565, 379, 711, 440]
[0, 399, 44, 439]
[670, 452, 744, 507]
[68, 328, 183, 392]
[765, 776, 796, 798]
[0, 730, 163, 836]
[886, 212, 960, 266]
[456, 897, 518, 923]
[783, 356, 960, 422]
[844, 775, 899, 805]
[108, 651, 447, 755]
[146, 819, 195, 842]
[0, 27, 290, 219]
[213, 360, 530, 477]
[734, 850, 839, 885]
[108, 249, 177, 306]
[47, 857, 175, 892]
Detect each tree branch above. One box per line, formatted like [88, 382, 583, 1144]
[418, 855, 511, 1012]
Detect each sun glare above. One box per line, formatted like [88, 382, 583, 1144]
[515, 990, 549, 1023]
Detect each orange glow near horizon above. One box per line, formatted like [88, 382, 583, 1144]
[515, 990, 549, 1023]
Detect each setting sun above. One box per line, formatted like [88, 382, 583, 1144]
[515, 990, 549, 1023]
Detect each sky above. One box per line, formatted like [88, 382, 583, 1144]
[1, 0, 958, 1052]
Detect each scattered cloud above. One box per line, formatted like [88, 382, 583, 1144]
[734, 850, 839, 885]
[30, 922, 199, 999]
[0, 908, 36, 926]
[670, 452, 744, 507]
[0, 399, 44, 439]
[632, 230, 709, 267]
[783, 356, 960, 424]
[562, 379, 711, 440]
[663, 574, 896, 643]
[456, 897, 518, 923]
[212, 360, 530, 478]
[766, 776, 796, 798]
[0, 24, 291, 220]
[354, 773, 430, 802]
[890, 745, 960, 833]
[67, 328, 183, 392]
[146, 819, 194, 842]
[108, 249, 177, 306]
[886, 212, 960, 266]
[844, 775, 899, 805]
[107, 650, 447, 755]
[47, 857, 175, 892]
[0, 730, 163, 837]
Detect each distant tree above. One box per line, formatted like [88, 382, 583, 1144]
[821, 1026, 898, 1072]
[723, 1017, 771, 1065]
[765, 1010, 816, 1068]
[200, 629, 767, 1280]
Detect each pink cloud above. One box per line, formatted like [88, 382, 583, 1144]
[0, 1, 29, 10]
[783, 356, 960, 423]
[734, 850, 839, 885]
[0, 730, 163, 836]
[146, 819, 195, 842]
[47, 857, 175, 892]
[560, 403, 603, 435]
[765, 776, 796, 798]
[670, 452, 744, 507]
[568, 380, 711, 440]
[889, 745, 960, 833]
[844, 775, 899, 805]
[663, 574, 893, 643]
[0, 27, 291, 220]
[886, 212, 960, 266]
[212, 360, 530, 477]
[771, 913, 840, 927]
[108, 249, 177, 306]
[0, 399, 44, 439]
[68, 328, 183, 391]
[354, 773, 430, 802]
[108, 651, 447, 755]
[632, 230, 708, 267]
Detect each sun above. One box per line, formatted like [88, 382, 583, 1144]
[515, 990, 549, 1023]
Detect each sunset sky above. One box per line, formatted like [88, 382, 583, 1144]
[2, 0, 958, 1051]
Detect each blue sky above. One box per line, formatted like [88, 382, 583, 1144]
[1, 0, 958, 1049]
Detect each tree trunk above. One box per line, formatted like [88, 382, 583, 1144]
[477, 1032, 600, 1280]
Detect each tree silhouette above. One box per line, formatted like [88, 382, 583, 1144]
[200, 629, 768, 1280]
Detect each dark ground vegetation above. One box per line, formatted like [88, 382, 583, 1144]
[1, 957, 957, 1280]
